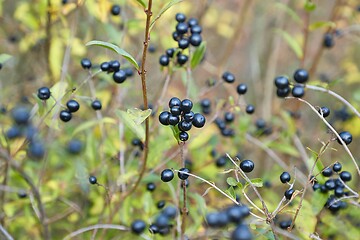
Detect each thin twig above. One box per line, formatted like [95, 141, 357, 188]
[63, 224, 129, 240]
[286, 97, 360, 176]
[0, 225, 13, 240]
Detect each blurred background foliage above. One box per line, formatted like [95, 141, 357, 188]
[0, 0, 360, 239]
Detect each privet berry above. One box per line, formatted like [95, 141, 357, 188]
[161, 169, 174, 182]
[322, 167, 333, 177]
[291, 85, 305, 98]
[274, 76, 289, 89]
[293, 69, 309, 83]
[131, 220, 146, 234]
[284, 188, 295, 200]
[59, 110, 72, 122]
[323, 33, 334, 48]
[236, 83, 248, 95]
[319, 106, 330, 118]
[159, 55, 170, 66]
[146, 182, 156, 192]
[222, 71, 235, 83]
[37, 87, 51, 100]
[91, 100, 102, 110]
[240, 160, 254, 173]
[337, 131, 352, 145]
[113, 70, 127, 83]
[192, 113, 206, 128]
[333, 162, 342, 172]
[339, 171, 352, 182]
[178, 167, 190, 180]
[245, 105, 255, 114]
[179, 131, 189, 142]
[89, 176, 97, 184]
[81, 58, 92, 69]
[111, 4, 121, 16]
[231, 224, 253, 240]
[66, 100, 80, 113]
[280, 172, 291, 183]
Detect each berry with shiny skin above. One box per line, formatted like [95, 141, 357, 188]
[159, 111, 170, 125]
[322, 167, 333, 177]
[166, 48, 175, 58]
[245, 105, 255, 114]
[168, 114, 180, 125]
[293, 69, 309, 83]
[89, 176, 97, 184]
[240, 160, 254, 173]
[59, 110, 72, 122]
[319, 107, 330, 118]
[222, 71, 235, 83]
[175, 13, 186, 22]
[192, 113, 206, 128]
[149, 224, 159, 234]
[176, 22, 188, 34]
[81, 58, 92, 69]
[178, 38, 190, 49]
[147, 182, 156, 192]
[276, 87, 291, 98]
[157, 200, 166, 209]
[178, 167, 190, 180]
[190, 34, 202, 46]
[111, 4, 121, 15]
[274, 76, 289, 89]
[170, 106, 181, 116]
[37, 87, 51, 100]
[231, 224, 253, 240]
[325, 179, 336, 190]
[333, 162, 342, 172]
[216, 155, 227, 167]
[180, 99, 193, 112]
[291, 85, 305, 98]
[110, 60, 120, 72]
[188, 18, 198, 27]
[201, 99, 211, 108]
[237, 83, 247, 94]
[255, 119, 266, 129]
[279, 220, 292, 230]
[190, 25, 202, 34]
[177, 54, 188, 65]
[100, 62, 110, 71]
[178, 120, 192, 131]
[66, 100, 80, 113]
[179, 131, 189, 141]
[284, 188, 295, 200]
[124, 68, 134, 77]
[183, 111, 194, 122]
[280, 172, 291, 183]
[224, 112, 235, 123]
[91, 100, 102, 110]
[161, 169, 174, 182]
[312, 183, 321, 191]
[131, 220, 146, 234]
[169, 97, 181, 107]
[337, 131, 352, 145]
[113, 70, 127, 83]
[159, 55, 170, 66]
[339, 171, 352, 182]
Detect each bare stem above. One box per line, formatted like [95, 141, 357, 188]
[63, 224, 129, 240]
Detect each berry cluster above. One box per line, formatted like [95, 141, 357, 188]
[274, 68, 308, 98]
[6, 106, 45, 159]
[205, 204, 252, 240]
[312, 162, 352, 212]
[159, 97, 206, 142]
[159, 13, 203, 67]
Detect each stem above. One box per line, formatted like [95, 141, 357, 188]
[63, 224, 129, 240]
[305, 84, 360, 118]
[301, 11, 310, 68]
[0, 225, 13, 240]
[286, 97, 360, 176]
[45, 0, 53, 82]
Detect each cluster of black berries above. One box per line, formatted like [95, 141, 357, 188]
[312, 163, 352, 213]
[279, 172, 295, 200]
[205, 205, 252, 240]
[160, 167, 190, 183]
[159, 13, 203, 67]
[159, 97, 205, 142]
[274, 69, 309, 98]
[148, 206, 178, 235]
[6, 106, 45, 159]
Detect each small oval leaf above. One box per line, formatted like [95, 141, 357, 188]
[226, 177, 238, 187]
[191, 41, 206, 69]
[86, 40, 139, 70]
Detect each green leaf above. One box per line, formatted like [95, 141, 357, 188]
[226, 177, 238, 187]
[266, 141, 299, 157]
[237, 182, 243, 190]
[0, 53, 12, 63]
[72, 117, 116, 136]
[225, 186, 236, 199]
[295, 199, 317, 238]
[170, 125, 180, 142]
[133, 0, 146, 8]
[115, 110, 145, 141]
[86, 40, 139, 70]
[311, 190, 328, 215]
[127, 108, 152, 125]
[275, 2, 302, 24]
[150, 0, 183, 31]
[304, 0, 316, 12]
[309, 21, 336, 31]
[275, 29, 303, 59]
[250, 178, 263, 187]
[191, 41, 206, 69]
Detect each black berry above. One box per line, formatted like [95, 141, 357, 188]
[192, 113, 206, 128]
[237, 83, 247, 94]
[100, 62, 110, 72]
[293, 69, 309, 83]
[337, 131, 352, 145]
[339, 171, 352, 182]
[177, 54, 188, 65]
[245, 105, 255, 114]
[231, 224, 253, 240]
[89, 176, 97, 184]
[59, 110, 72, 122]
[81, 58, 92, 69]
[159, 111, 170, 125]
[333, 162, 342, 172]
[113, 70, 127, 83]
[276, 87, 291, 98]
[175, 13, 186, 22]
[274, 76, 289, 89]
[179, 131, 189, 141]
[66, 100, 80, 112]
[131, 220, 146, 234]
[37, 87, 51, 100]
[319, 107, 330, 117]
[91, 100, 102, 110]
[280, 172, 291, 183]
[222, 71, 235, 83]
[190, 34, 202, 46]
[180, 99, 193, 112]
[111, 4, 121, 15]
[240, 160, 254, 173]
[322, 167, 333, 177]
[176, 22, 188, 34]
[284, 188, 295, 200]
[161, 169, 174, 182]
[178, 168, 190, 180]
[147, 182, 156, 192]
[159, 55, 170, 66]
[323, 33, 334, 48]
[291, 85, 305, 98]
[178, 38, 190, 49]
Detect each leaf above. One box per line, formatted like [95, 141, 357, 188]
[275, 29, 303, 59]
[133, 0, 146, 8]
[275, 2, 302, 24]
[170, 125, 180, 142]
[225, 186, 236, 199]
[309, 21, 336, 31]
[295, 199, 317, 238]
[127, 108, 152, 125]
[0, 53, 12, 63]
[115, 110, 145, 141]
[150, 0, 183, 31]
[304, 0, 316, 12]
[191, 41, 206, 69]
[311, 190, 328, 215]
[72, 117, 116, 136]
[226, 177, 238, 187]
[249, 178, 263, 188]
[266, 141, 299, 157]
[86, 40, 139, 70]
